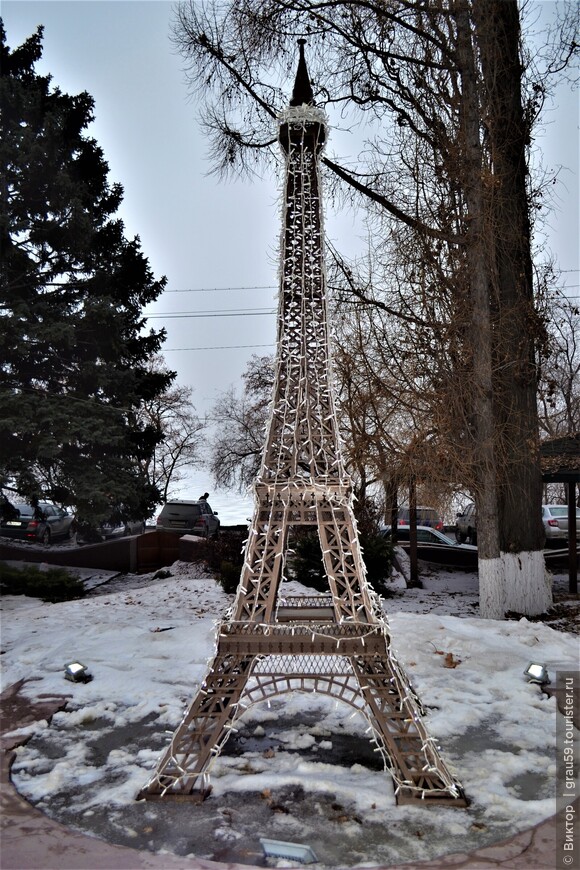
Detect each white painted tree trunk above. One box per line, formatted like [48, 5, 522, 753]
[479, 551, 552, 619]
[478, 557, 505, 620]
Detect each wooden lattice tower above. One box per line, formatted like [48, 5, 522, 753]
[140, 42, 466, 807]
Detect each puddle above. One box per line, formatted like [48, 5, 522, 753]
[506, 771, 551, 800]
[446, 720, 523, 757]
[11, 706, 547, 867]
[225, 714, 384, 772]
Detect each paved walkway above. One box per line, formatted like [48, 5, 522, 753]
[0, 681, 574, 869]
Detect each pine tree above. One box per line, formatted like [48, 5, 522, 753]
[0, 23, 173, 524]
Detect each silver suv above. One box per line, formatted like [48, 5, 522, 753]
[156, 500, 220, 538]
[455, 503, 477, 544]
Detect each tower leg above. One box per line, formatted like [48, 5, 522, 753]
[350, 655, 466, 805]
[317, 499, 378, 622]
[139, 652, 255, 800]
[233, 498, 289, 622]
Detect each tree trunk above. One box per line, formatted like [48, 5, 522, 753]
[455, 1, 502, 617]
[408, 476, 419, 587]
[473, 0, 551, 615]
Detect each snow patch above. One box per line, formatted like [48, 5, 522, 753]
[2, 561, 577, 867]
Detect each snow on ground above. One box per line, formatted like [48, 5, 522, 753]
[1, 560, 578, 867]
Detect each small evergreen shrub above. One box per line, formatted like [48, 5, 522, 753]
[218, 560, 241, 594]
[287, 528, 393, 596]
[287, 530, 327, 592]
[195, 530, 246, 593]
[0, 562, 86, 602]
[359, 532, 393, 593]
[75, 522, 104, 544]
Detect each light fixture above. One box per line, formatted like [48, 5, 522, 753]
[523, 662, 550, 685]
[260, 838, 318, 864]
[64, 661, 93, 683]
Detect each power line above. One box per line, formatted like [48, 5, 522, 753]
[146, 291, 580, 321]
[164, 343, 275, 351]
[163, 292, 278, 293]
[145, 308, 276, 319]
[160, 276, 579, 293]
[3, 382, 136, 413]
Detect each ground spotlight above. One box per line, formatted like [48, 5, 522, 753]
[260, 838, 318, 864]
[523, 662, 550, 685]
[64, 661, 93, 683]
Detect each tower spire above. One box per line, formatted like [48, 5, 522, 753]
[290, 38, 314, 106]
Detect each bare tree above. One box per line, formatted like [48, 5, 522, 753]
[172, 0, 578, 615]
[209, 354, 274, 492]
[538, 293, 580, 438]
[331, 291, 467, 519]
[139, 357, 206, 502]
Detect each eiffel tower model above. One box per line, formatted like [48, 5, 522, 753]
[139, 42, 466, 808]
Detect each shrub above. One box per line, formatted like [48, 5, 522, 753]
[218, 560, 241, 594]
[359, 532, 393, 594]
[287, 528, 393, 596]
[75, 522, 104, 544]
[194, 530, 246, 593]
[287, 529, 327, 592]
[0, 562, 86, 602]
[197, 530, 245, 572]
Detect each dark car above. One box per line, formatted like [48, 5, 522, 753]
[397, 506, 444, 531]
[0, 502, 76, 545]
[156, 499, 220, 538]
[384, 524, 476, 549]
[381, 524, 478, 569]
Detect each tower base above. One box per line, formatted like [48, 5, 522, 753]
[139, 600, 467, 807]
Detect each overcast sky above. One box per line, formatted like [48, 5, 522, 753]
[3, 1, 578, 516]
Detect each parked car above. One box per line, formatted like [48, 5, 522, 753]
[397, 506, 444, 531]
[383, 525, 476, 549]
[100, 519, 146, 539]
[381, 524, 477, 569]
[0, 502, 76, 545]
[542, 504, 580, 544]
[455, 503, 477, 544]
[156, 499, 220, 538]
[76, 512, 146, 544]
